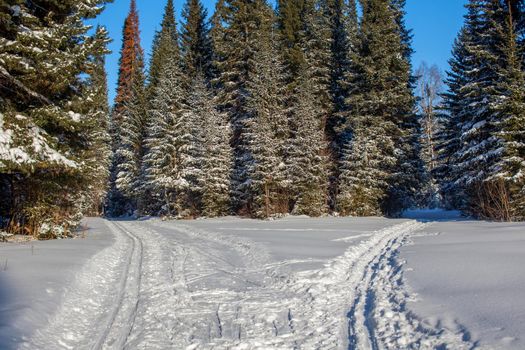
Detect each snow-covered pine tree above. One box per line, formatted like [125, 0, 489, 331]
[185, 76, 233, 217]
[115, 73, 147, 214]
[338, 0, 422, 216]
[383, 0, 425, 215]
[142, 57, 183, 217]
[434, 29, 471, 209]
[302, 0, 332, 136]
[181, 0, 213, 81]
[83, 26, 112, 216]
[211, 0, 281, 215]
[437, 1, 504, 217]
[286, 74, 330, 216]
[108, 0, 146, 216]
[0, 0, 111, 235]
[140, 0, 180, 215]
[146, 0, 179, 99]
[480, 0, 525, 220]
[244, 9, 290, 218]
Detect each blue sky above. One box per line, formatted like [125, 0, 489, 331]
[90, 0, 468, 103]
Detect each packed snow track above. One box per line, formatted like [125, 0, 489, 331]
[16, 217, 479, 349]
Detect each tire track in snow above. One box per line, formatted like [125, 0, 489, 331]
[21, 220, 136, 350]
[92, 221, 144, 350]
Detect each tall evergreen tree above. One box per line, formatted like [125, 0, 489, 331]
[277, 0, 307, 83]
[180, 0, 213, 80]
[435, 29, 471, 209]
[108, 0, 146, 216]
[211, 0, 280, 214]
[142, 58, 183, 216]
[147, 0, 179, 98]
[184, 76, 233, 217]
[488, 0, 525, 220]
[287, 75, 330, 216]
[0, 0, 112, 235]
[244, 13, 290, 217]
[439, 0, 525, 219]
[338, 0, 422, 216]
[84, 26, 112, 215]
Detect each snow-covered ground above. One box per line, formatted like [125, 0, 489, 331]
[401, 211, 525, 350]
[0, 213, 523, 349]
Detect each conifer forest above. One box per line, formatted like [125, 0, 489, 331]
[1, 0, 525, 237]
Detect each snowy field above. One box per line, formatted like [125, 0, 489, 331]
[0, 213, 524, 349]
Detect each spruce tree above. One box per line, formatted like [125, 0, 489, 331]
[244, 13, 290, 217]
[142, 58, 183, 217]
[83, 26, 112, 215]
[147, 0, 179, 98]
[186, 76, 233, 217]
[435, 29, 471, 209]
[180, 0, 213, 80]
[489, 0, 525, 220]
[287, 75, 330, 216]
[211, 0, 280, 214]
[438, 0, 525, 220]
[0, 0, 112, 235]
[277, 0, 307, 82]
[338, 0, 422, 216]
[108, 0, 146, 216]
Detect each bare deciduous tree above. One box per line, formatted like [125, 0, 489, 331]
[416, 62, 443, 172]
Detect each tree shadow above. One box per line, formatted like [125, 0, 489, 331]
[0, 272, 20, 350]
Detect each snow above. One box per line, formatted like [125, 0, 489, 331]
[1, 214, 524, 349]
[400, 213, 525, 350]
[0, 219, 114, 349]
[0, 113, 78, 169]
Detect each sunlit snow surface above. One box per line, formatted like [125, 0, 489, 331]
[0, 213, 523, 349]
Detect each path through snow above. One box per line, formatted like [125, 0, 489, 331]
[19, 218, 476, 349]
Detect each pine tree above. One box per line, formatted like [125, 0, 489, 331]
[108, 0, 146, 216]
[0, 0, 112, 235]
[180, 0, 213, 80]
[438, 0, 525, 220]
[186, 76, 233, 217]
[287, 75, 330, 216]
[147, 0, 179, 99]
[142, 57, 184, 216]
[277, 0, 307, 82]
[244, 14, 290, 217]
[435, 29, 471, 209]
[489, 0, 525, 220]
[338, 0, 422, 216]
[83, 26, 112, 215]
[211, 0, 279, 214]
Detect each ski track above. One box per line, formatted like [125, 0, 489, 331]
[22, 219, 481, 349]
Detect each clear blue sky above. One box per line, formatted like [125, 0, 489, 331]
[89, 0, 469, 103]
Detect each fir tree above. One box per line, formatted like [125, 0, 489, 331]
[489, 0, 525, 220]
[211, 0, 279, 214]
[287, 75, 330, 216]
[147, 0, 179, 99]
[142, 57, 184, 216]
[0, 0, 112, 235]
[180, 0, 213, 80]
[277, 0, 307, 82]
[244, 15, 290, 217]
[434, 29, 471, 209]
[84, 26, 112, 215]
[108, 0, 146, 216]
[186, 76, 233, 217]
[338, 0, 422, 216]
